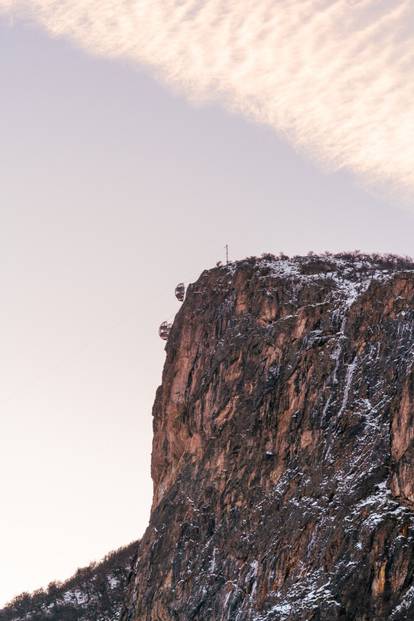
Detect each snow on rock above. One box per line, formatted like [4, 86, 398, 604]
[122, 254, 414, 620]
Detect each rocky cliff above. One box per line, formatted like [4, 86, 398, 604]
[0, 541, 138, 621]
[121, 253, 414, 621]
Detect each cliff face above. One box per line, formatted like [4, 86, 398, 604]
[123, 254, 414, 621]
[0, 542, 138, 621]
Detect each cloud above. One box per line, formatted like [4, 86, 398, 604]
[1, 0, 414, 197]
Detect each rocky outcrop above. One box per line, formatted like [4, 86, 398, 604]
[0, 541, 138, 621]
[122, 253, 414, 621]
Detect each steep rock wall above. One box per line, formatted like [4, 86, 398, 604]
[123, 255, 414, 621]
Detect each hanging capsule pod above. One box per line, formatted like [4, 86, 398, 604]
[159, 321, 172, 341]
[175, 282, 185, 302]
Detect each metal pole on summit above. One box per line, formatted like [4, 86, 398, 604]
[225, 244, 229, 265]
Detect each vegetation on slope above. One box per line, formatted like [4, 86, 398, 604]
[0, 541, 138, 621]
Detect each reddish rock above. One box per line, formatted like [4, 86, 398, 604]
[122, 254, 414, 621]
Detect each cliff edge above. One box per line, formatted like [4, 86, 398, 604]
[122, 253, 414, 621]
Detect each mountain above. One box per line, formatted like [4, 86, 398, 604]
[0, 541, 138, 621]
[120, 253, 414, 620]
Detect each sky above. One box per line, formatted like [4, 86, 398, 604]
[1, 0, 414, 607]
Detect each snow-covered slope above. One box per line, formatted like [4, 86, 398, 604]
[0, 541, 138, 621]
